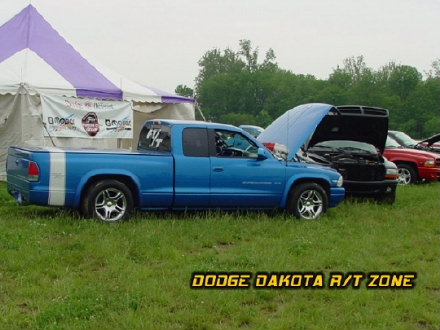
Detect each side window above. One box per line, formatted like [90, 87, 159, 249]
[214, 130, 259, 158]
[183, 128, 209, 157]
[138, 124, 171, 152]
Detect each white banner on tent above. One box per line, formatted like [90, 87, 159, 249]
[41, 95, 133, 139]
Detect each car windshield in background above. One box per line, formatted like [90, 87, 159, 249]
[311, 140, 377, 154]
[239, 125, 264, 138]
[391, 131, 418, 147]
[386, 136, 402, 148]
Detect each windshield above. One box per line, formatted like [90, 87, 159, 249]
[311, 140, 378, 154]
[392, 131, 417, 147]
[386, 136, 401, 148]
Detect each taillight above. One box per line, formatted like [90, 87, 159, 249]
[28, 161, 40, 181]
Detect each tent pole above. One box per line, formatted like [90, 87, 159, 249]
[195, 101, 206, 121]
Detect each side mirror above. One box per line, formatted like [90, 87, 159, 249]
[257, 147, 268, 160]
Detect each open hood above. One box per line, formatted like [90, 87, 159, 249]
[257, 103, 334, 160]
[258, 104, 389, 160]
[308, 105, 389, 152]
[419, 133, 440, 147]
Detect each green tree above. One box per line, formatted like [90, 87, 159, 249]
[260, 48, 278, 72]
[328, 66, 352, 89]
[425, 59, 440, 78]
[196, 40, 286, 125]
[238, 39, 259, 72]
[195, 48, 245, 88]
[402, 77, 440, 137]
[194, 42, 438, 137]
[175, 84, 193, 98]
[341, 56, 368, 82]
[388, 65, 422, 102]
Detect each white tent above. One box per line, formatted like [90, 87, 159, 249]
[0, 5, 195, 180]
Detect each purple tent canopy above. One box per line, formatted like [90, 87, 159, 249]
[0, 5, 194, 103]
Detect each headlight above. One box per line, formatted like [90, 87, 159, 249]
[385, 167, 399, 179]
[336, 175, 343, 187]
[423, 159, 436, 168]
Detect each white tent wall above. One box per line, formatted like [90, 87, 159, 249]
[0, 93, 119, 180]
[0, 93, 49, 181]
[0, 94, 24, 181]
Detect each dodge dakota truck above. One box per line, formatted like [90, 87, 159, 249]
[6, 119, 345, 222]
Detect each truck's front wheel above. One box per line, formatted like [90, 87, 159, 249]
[82, 179, 133, 222]
[397, 164, 417, 185]
[287, 183, 328, 220]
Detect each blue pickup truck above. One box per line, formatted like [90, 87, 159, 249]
[6, 119, 345, 222]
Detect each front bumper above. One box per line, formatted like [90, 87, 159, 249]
[343, 179, 397, 197]
[329, 187, 345, 207]
[417, 167, 440, 181]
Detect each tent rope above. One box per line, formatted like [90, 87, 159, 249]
[40, 117, 56, 147]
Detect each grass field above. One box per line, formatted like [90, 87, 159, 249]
[0, 181, 439, 330]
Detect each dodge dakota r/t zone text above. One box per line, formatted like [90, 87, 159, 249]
[7, 119, 345, 222]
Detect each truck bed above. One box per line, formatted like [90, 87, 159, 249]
[7, 146, 174, 208]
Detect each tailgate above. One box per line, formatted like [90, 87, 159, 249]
[6, 146, 50, 205]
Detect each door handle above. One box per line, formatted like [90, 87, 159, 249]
[213, 167, 224, 172]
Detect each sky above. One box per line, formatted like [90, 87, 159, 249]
[1, 0, 439, 93]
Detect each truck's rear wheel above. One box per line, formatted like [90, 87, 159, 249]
[82, 179, 133, 222]
[287, 183, 328, 220]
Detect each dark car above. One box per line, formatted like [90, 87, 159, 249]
[259, 104, 399, 203]
[388, 130, 440, 154]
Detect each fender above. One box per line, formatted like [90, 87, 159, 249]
[281, 173, 332, 208]
[73, 169, 141, 207]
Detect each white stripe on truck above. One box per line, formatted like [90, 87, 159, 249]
[48, 149, 66, 206]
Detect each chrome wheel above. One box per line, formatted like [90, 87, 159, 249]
[94, 187, 127, 222]
[297, 189, 324, 220]
[397, 167, 412, 185]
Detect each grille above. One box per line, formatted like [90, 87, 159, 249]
[334, 162, 385, 181]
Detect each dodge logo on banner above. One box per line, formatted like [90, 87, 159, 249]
[41, 95, 133, 139]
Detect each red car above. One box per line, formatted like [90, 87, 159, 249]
[388, 130, 440, 154]
[383, 136, 440, 184]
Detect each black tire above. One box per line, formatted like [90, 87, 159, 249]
[287, 183, 328, 220]
[81, 179, 133, 222]
[397, 164, 417, 185]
